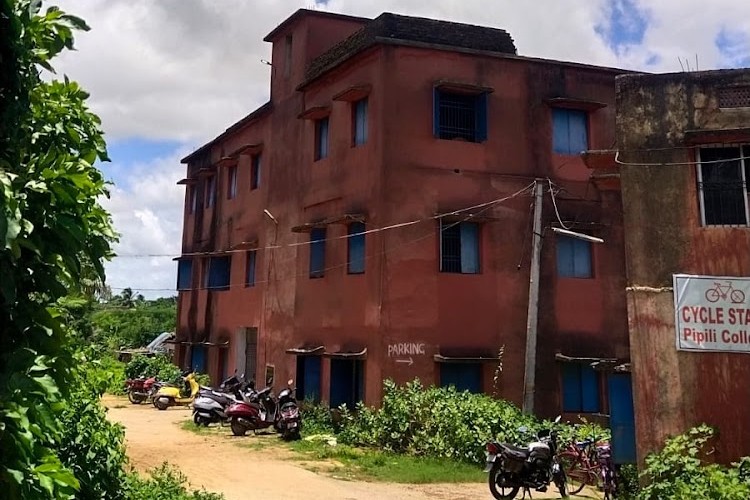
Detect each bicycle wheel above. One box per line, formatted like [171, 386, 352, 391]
[558, 451, 594, 495]
[731, 289, 745, 304]
[705, 288, 720, 302]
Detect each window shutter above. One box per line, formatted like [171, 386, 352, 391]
[460, 222, 480, 273]
[177, 260, 192, 290]
[580, 365, 599, 412]
[347, 222, 366, 274]
[475, 92, 488, 142]
[309, 228, 326, 277]
[433, 88, 441, 137]
[573, 239, 592, 278]
[568, 110, 589, 154]
[552, 108, 570, 154]
[556, 237, 574, 277]
[562, 364, 582, 412]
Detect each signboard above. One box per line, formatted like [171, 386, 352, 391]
[674, 274, 750, 353]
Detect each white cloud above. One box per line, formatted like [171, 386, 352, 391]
[100, 150, 186, 298]
[49, 0, 749, 296]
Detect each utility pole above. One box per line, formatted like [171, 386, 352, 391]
[522, 181, 544, 414]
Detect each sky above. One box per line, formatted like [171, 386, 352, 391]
[51, 0, 750, 298]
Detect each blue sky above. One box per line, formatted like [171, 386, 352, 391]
[54, 0, 750, 298]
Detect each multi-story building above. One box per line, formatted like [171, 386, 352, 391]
[174, 8, 631, 426]
[598, 68, 750, 464]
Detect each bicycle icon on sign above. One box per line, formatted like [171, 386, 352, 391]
[705, 281, 746, 304]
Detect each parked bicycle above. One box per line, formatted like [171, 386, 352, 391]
[557, 435, 617, 498]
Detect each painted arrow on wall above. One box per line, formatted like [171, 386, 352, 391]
[395, 357, 413, 366]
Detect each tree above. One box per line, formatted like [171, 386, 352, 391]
[0, 1, 116, 498]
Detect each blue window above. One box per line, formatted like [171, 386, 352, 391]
[309, 227, 326, 278]
[433, 89, 488, 143]
[330, 359, 364, 409]
[552, 108, 588, 154]
[557, 236, 592, 278]
[245, 250, 256, 287]
[353, 98, 368, 146]
[440, 363, 482, 393]
[205, 175, 216, 208]
[347, 222, 365, 274]
[251, 154, 261, 190]
[208, 255, 231, 290]
[562, 363, 600, 413]
[315, 117, 329, 160]
[296, 356, 321, 402]
[227, 165, 237, 199]
[440, 220, 480, 274]
[189, 185, 197, 214]
[177, 259, 193, 291]
[190, 346, 207, 374]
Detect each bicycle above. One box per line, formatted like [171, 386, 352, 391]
[557, 437, 601, 495]
[705, 280, 745, 304]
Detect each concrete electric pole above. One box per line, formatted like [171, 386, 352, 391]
[522, 181, 544, 414]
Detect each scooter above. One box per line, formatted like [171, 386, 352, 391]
[153, 370, 199, 411]
[191, 374, 244, 426]
[226, 383, 281, 436]
[277, 379, 301, 440]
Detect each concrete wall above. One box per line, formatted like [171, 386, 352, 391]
[617, 69, 750, 464]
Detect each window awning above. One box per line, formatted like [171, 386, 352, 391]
[298, 105, 331, 120]
[324, 348, 367, 359]
[285, 345, 325, 355]
[436, 211, 500, 223]
[434, 80, 494, 95]
[684, 127, 750, 145]
[165, 340, 229, 349]
[555, 352, 627, 371]
[333, 84, 372, 102]
[177, 178, 197, 185]
[230, 240, 259, 251]
[291, 213, 367, 233]
[545, 97, 607, 111]
[434, 354, 499, 363]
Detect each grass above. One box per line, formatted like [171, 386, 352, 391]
[287, 438, 485, 483]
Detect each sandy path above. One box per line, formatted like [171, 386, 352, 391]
[104, 396, 598, 500]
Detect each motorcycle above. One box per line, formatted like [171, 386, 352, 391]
[191, 374, 244, 426]
[153, 370, 199, 411]
[276, 379, 301, 440]
[226, 383, 281, 436]
[124, 376, 158, 404]
[485, 416, 567, 499]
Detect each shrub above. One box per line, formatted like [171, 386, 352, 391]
[638, 425, 750, 500]
[337, 380, 544, 464]
[299, 400, 335, 435]
[125, 354, 182, 386]
[126, 464, 224, 500]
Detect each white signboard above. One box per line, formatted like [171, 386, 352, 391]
[674, 274, 750, 353]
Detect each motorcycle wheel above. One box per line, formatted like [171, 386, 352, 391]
[127, 391, 145, 405]
[488, 462, 520, 500]
[230, 419, 247, 436]
[193, 413, 209, 427]
[154, 398, 170, 411]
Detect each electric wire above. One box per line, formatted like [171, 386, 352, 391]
[104, 183, 534, 292]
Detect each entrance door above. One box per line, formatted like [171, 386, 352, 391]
[296, 356, 321, 402]
[330, 359, 364, 409]
[244, 327, 258, 384]
[190, 345, 206, 373]
[608, 373, 636, 464]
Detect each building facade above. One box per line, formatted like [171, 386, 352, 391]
[609, 69, 750, 464]
[174, 9, 631, 422]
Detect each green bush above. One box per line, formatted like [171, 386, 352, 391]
[126, 464, 224, 500]
[336, 380, 545, 464]
[299, 399, 335, 435]
[57, 352, 129, 500]
[125, 354, 182, 386]
[638, 425, 750, 500]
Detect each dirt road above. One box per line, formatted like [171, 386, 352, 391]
[105, 396, 597, 500]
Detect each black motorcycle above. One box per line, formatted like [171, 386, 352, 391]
[485, 416, 567, 499]
[277, 379, 301, 440]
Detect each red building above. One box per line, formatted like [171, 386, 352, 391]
[175, 9, 631, 424]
